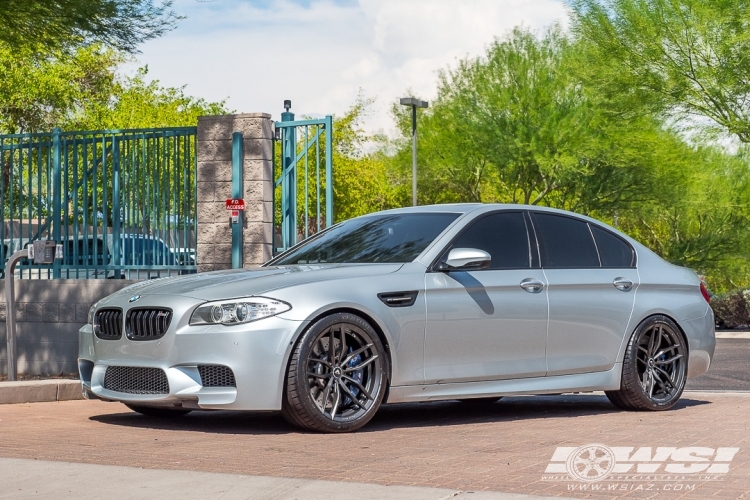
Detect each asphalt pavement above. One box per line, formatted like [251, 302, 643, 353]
[686, 338, 750, 391]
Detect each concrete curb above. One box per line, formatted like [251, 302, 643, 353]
[0, 379, 82, 404]
[715, 331, 750, 339]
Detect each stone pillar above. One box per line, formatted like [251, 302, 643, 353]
[196, 113, 274, 272]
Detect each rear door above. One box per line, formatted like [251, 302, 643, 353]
[530, 212, 638, 376]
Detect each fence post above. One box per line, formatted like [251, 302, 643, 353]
[325, 115, 333, 228]
[52, 128, 62, 278]
[280, 108, 296, 249]
[112, 136, 121, 268]
[231, 132, 244, 269]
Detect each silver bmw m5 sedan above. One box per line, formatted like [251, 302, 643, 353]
[79, 204, 715, 432]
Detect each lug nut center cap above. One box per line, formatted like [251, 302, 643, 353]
[333, 367, 342, 378]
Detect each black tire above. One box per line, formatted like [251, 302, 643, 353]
[605, 315, 687, 411]
[457, 397, 502, 404]
[124, 404, 192, 418]
[281, 312, 388, 433]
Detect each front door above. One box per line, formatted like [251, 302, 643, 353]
[424, 211, 548, 384]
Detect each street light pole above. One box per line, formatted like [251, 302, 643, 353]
[400, 97, 428, 206]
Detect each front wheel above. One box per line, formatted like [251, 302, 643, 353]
[606, 315, 687, 411]
[282, 313, 388, 432]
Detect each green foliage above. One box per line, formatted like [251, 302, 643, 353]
[570, 0, 750, 142]
[331, 96, 403, 222]
[382, 26, 750, 292]
[0, 0, 180, 54]
[711, 289, 750, 329]
[69, 67, 230, 130]
[0, 43, 120, 133]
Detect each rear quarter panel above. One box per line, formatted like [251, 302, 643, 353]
[621, 243, 714, 377]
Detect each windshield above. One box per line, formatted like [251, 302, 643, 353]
[272, 212, 460, 265]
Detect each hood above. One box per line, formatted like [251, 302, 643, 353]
[108, 263, 404, 302]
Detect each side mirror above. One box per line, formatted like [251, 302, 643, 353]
[439, 248, 491, 271]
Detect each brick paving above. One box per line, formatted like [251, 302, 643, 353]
[0, 393, 748, 499]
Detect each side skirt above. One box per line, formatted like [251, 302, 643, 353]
[386, 363, 622, 404]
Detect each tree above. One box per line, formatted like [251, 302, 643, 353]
[384, 26, 750, 291]
[0, 0, 180, 54]
[570, 0, 750, 142]
[390, 27, 678, 215]
[69, 66, 229, 130]
[0, 43, 120, 134]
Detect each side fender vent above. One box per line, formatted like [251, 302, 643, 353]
[378, 291, 419, 308]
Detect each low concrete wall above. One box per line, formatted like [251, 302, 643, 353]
[0, 280, 138, 375]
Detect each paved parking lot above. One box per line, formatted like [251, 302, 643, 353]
[1, 391, 748, 499]
[686, 338, 750, 391]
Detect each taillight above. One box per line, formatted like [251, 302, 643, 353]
[700, 282, 711, 303]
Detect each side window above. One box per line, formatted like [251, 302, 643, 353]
[591, 225, 635, 268]
[450, 212, 531, 269]
[532, 213, 600, 268]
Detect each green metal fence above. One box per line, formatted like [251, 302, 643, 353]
[274, 112, 333, 254]
[0, 127, 198, 279]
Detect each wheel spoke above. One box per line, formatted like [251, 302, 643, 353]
[655, 354, 683, 365]
[306, 371, 329, 379]
[648, 370, 656, 398]
[319, 377, 334, 413]
[342, 374, 373, 401]
[343, 354, 378, 373]
[330, 384, 341, 419]
[328, 328, 336, 364]
[654, 366, 676, 388]
[653, 345, 678, 360]
[339, 327, 347, 363]
[648, 326, 660, 358]
[310, 358, 331, 368]
[338, 380, 365, 410]
[340, 343, 373, 367]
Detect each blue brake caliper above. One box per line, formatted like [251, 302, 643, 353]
[342, 347, 363, 406]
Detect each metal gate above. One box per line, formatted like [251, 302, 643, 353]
[0, 127, 197, 279]
[274, 105, 333, 254]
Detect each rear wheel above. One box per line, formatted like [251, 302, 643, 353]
[282, 313, 387, 433]
[124, 404, 192, 418]
[606, 315, 687, 411]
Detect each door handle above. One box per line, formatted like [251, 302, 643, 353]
[613, 277, 633, 292]
[520, 278, 544, 293]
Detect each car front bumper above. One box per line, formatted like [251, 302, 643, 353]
[78, 294, 307, 411]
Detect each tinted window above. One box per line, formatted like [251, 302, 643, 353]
[591, 226, 635, 268]
[449, 212, 530, 269]
[532, 213, 600, 268]
[274, 213, 460, 264]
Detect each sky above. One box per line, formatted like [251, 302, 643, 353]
[130, 0, 569, 136]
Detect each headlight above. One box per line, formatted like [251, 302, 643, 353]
[189, 297, 291, 326]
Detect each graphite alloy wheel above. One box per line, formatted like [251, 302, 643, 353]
[282, 313, 387, 432]
[124, 404, 192, 417]
[606, 315, 687, 411]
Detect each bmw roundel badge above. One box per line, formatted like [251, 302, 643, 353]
[129, 295, 141, 303]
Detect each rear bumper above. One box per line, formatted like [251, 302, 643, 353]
[684, 307, 716, 379]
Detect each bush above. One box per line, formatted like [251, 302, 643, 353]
[711, 289, 750, 329]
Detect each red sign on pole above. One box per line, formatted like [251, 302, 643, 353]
[226, 199, 246, 210]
